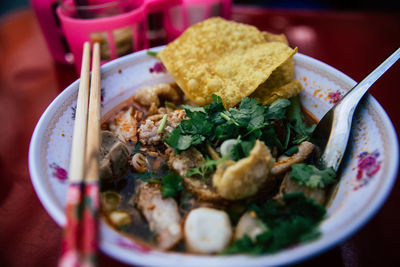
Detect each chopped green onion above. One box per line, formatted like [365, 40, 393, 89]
[157, 114, 168, 134]
[146, 50, 158, 57]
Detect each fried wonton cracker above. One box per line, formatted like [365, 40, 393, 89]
[251, 31, 298, 104]
[158, 17, 296, 108]
[256, 80, 303, 105]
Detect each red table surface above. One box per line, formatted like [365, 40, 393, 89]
[0, 5, 399, 267]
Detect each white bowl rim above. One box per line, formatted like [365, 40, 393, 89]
[28, 48, 399, 266]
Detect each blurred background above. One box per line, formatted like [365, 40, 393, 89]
[1, 0, 400, 15]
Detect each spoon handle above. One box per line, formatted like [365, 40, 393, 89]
[341, 47, 400, 107]
[316, 47, 400, 170]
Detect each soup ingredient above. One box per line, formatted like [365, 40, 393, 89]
[133, 83, 181, 108]
[287, 95, 316, 140]
[278, 173, 326, 205]
[158, 17, 296, 108]
[109, 107, 138, 143]
[131, 153, 147, 173]
[224, 193, 326, 254]
[184, 207, 232, 253]
[167, 147, 222, 201]
[99, 131, 130, 182]
[168, 147, 205, 178]
[165, 95, 292, 155]
[100, 191, 121, 213]
[159, 172, 184, 198]
[212, 140, 275, 200]
[271, 141, 315, 176]
[290, 163, 337, 189]
[136, 183, 182, 250]
[254, 80, 303, 106]
[109, 210, 132, 227]
[220, 139, 237, 157]
[138, 109, 185, 145]
[157, 114, 168, 134]
[234, 212, 268, 242]
[186, 155, 230, 183]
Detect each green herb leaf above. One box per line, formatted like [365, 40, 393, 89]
[290, 163, 337, 189]
[265, 98, 291, 120]
[284, 145, 298, 156]
[231, 140, 255, 161]
[187, 155, 230, 182]
[223, 193, 326, 255]
[160, 172, 184, 198]
[165, 95, 291, 154]
[180, 104, 205, 114]
[287, 96, 316, 137]
[164, 129, 194, 151]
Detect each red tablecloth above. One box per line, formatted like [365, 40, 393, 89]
[0, 6, 399, 267]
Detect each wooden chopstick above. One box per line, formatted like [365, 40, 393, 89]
[59, 42, 101, 267]
[80, 42, 101, 266]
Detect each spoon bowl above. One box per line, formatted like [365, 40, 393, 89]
[312, 47, 400, 171]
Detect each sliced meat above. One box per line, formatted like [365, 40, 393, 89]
[212, 140, 275, 200]
[184, 207, 232, 254]
[167, 147, 204, 177]
[138, 109, 185, 145]
[109, 106, 138, 143]
[278, 172, 326, 205]
[235, 211, 267, 241]
[271, 141, 315, 176]
[133, 83, 181, 107]
[136, 183, 182, 250]
[99, 131, 130, 182]
[167, 147, 222, 202]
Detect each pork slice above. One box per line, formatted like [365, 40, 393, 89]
[271, 141, 315, 176]
[277, 172, 326, 205]
[136, 183, 182, 250]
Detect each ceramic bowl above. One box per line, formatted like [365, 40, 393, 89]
[29, 47, 399, 267]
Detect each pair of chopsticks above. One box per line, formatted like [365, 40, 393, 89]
[59, 42, 101, 267]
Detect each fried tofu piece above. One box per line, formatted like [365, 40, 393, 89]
[212, 140, 275, 200]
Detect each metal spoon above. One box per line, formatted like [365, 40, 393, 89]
[312, 47, 400, 171]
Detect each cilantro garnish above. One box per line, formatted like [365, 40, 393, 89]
[290, 163, 337, 189]
[287, 95, 316, 138]
[231, 140, 255, 161]
[160, 172, 184, 198]
[223, 193, 326, 255]
[187, 155, 230, 182]
[135, 171, 184, 198]
[165, 95, 292, 161]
